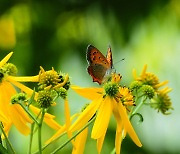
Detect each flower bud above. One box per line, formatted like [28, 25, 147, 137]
[150, 88, 173, 115]
[130, 81, 142, 91]
[11, 93, 27, 104]
[140, 85, 155, 99]
[56, 87, 67, 99]
[37, 90, 54, 108]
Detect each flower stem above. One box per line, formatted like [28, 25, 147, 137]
[0, 122, 15, 154]
[33, 132, 67, 154]
[131, 97, 147, 115]
[18, 102, 39, 125]
[38, 108, 45, 154]
[28, 122, 35, 154]
[51, 114, 96, 154]
[110, 148, 116, 154]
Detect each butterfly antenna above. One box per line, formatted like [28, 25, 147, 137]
[114, 58, 125, 65]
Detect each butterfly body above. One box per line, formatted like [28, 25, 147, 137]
[86, 45, 114, 84]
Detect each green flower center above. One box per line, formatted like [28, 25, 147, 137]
[37, 90, 54, 108]
[104, 82, 119, 97]
[3, 63, 18, 76]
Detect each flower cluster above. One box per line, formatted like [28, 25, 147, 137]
[130, 64, 173, 114]
[0, 53, 173, 154]
[0, 52, 69, 139]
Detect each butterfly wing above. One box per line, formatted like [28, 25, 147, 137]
[106, 46, 113, 69]
[86, 45, 111, 84]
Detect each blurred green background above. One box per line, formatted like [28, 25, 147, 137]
[0, 0, 180, 153]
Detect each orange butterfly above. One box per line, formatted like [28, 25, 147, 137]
[86, 45, 115, 84]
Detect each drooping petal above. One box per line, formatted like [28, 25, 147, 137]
[114, 98, 142, 147]
[46, 124, 66, 145]
[115, 127, 123, 154]
[14, 105, 32, 123]
[69, 97, 102, 132]
[114, 116, 123, 154]
[9, 105, 30, 135]
[72, 128, 88, 154]
[71, 85, 103, 100]
[43, 118, 61, 130]
[7, 75, 39, 82]
[64, 99, 70, 130]
[0, 52, 13, 68]
[29, 105, 61, 130]
[0, 85, 10, 122]
[46, 114, 79, 144]
[29, 105, 55, 119]
[97, 132, 106, 154]
[0, 111, 8, 122]
[3, 82, 32, 124]
[91, 96, 112, 139]
[64, 99, 75, 145]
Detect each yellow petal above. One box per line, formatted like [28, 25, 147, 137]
[132, 69, 137, 80]
[46, 114, 79, 144]
[141, 64, 147, 77]
[97, 132, 106, 154]
[115, 128, 122, 154]
[0, 52, 13, 68]
[6, 77, 35, 96]
[64, 99, 71, 130]
[7, 75, 39, 82]
[29, 105, 55, 119]
[46, 124, 66, 144]
[72, 128, 88, 154]
[0, 81, 15, 121]
[64, 99, 75, 145]
[0, 87, 10, 122]
[0, 111, 8, 122]
[69, 97, 102, 132]
[43, 118, 61, 130]
[114, 98, 142, 147]
[14, 104, 32, 123]
[9, 105, 30, 135]
[71, 85, 103, 100]
[161, 87, 172, 94]
[91, 96, 112, 139]
[29, 105, 61, 130]
[115, 120, 123, 154]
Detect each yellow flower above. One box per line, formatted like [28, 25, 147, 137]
[132, 64, 173, 114]
[151, 87, 173, 115]
[133, 64, 168, 90]
[69, 74, 142, 154]
[0, 52, 61, 138]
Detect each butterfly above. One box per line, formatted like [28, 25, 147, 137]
[86, 44, 115, 85]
